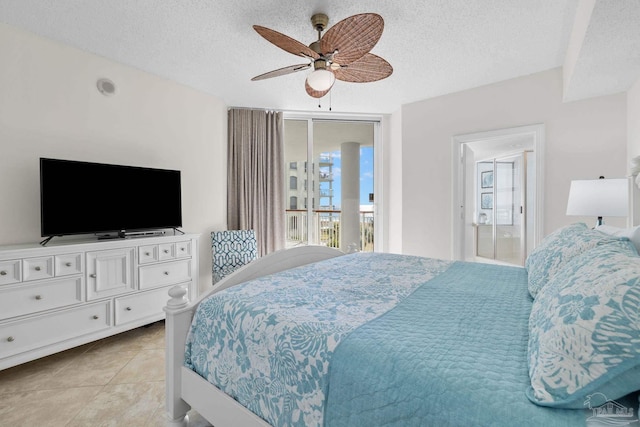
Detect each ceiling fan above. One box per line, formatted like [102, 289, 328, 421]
[251, 13, 393, 98]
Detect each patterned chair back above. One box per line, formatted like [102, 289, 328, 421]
[211, 230, 258, 284]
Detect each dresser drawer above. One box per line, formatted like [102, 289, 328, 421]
[138, 259, 192, 290]
[0, 260, 21, 286]
[158, 243, 175, 261]
[175, 241, 192, 258]
[138, 245, 159, 264]
[115, 284, 189, 325]
[23, 256, 54, 281]
[0, 301, 111, 359]
[55, 253, 83, 276]
[0, 277, 83, 321]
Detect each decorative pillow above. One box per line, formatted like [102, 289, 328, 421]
[527, 240, 640, 408]
[596, 224, 640, 254]
[524, 223, 629, 298]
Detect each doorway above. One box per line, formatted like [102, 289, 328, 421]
[452, 124, 545, 265]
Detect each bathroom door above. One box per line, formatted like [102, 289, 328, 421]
[476, 153, 526, 265]
[494, 154, 525, 265]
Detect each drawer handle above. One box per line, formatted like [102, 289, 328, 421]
[164, 271, 170, 275]
[7, 336, 15, 342]
[126, 307, 132, 311]
[89, 274, 97, 278]
[0, 271, 6, 276]
[65, 262, 72, 267]
[145, 252, 150, 256]
[164, 249, 170, 254]
[180, 248, 185, 251]
[35, 295, 43, 300]
[35, 266, 41, 271]
[92, 315, 99, 320]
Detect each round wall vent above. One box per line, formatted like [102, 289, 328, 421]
[96, 78, 116, 96]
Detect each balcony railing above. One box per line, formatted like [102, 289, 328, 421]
[285, 209, 374, 252]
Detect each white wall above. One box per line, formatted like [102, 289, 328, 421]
[628, 78, 640, 226]
[387, 109, 403, 254]
[396, 68, 627, 260]
[0, 23, 228, 291]
[628, 78, 640, 162]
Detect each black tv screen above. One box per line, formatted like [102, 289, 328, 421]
[40, 158, 182, 237]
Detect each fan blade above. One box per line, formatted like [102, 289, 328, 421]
[320, 13, 384, 65]
[254, 25, 320, 59]
[251, 63, 311, 81]
[305, 80, 333, 98]
[334, 53, 393, 83]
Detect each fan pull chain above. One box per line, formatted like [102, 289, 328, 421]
[317, 92, 332, 111]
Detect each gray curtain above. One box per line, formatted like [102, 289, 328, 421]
[227, 108, 285, 256]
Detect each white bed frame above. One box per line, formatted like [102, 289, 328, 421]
[164, 245, 344, 427]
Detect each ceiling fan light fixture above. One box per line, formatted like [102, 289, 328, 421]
[306, 69, 335, 91]
[251, 13, 391, 98]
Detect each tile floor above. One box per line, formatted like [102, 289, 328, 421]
[0, 321, 212, 427]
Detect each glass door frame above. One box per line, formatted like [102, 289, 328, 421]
[476, 153, 527, 265]
[451, 124, 545, 261]
[283, 111, 384, 252]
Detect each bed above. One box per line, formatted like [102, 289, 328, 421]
[164, 224, 640, 426]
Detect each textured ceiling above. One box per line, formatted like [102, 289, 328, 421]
[0, 0, 638, 114]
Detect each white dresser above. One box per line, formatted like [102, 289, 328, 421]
[0, 233, 199, 370]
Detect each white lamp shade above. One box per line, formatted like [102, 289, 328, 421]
[566, 178, 629, 217]
[306, 69, 335, 91]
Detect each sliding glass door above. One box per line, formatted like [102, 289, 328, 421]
[284, 119, 376, 252]
[284, 119, 310, 246]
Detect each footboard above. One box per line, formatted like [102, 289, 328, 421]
[164, 287, 194, 426]
[164, 245, 344, 426]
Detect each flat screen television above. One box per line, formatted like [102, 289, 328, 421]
[40, 158, 182, 240]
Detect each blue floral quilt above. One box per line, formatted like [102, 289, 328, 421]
[184, 253, 640, 426]
[184, 252, 452, 426]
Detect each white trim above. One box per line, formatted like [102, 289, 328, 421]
[283, 110, 384, 122]
[373, 120, 384, 251]
[451, 124, 545, 260]
[306, 118, 314, 244]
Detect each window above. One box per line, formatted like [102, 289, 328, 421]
[289, 162, 297, 170]
[289, 176, 297, 190]
[290, 196, 297, 210]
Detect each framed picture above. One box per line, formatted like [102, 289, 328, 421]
[481, 192, 493, 210]
[481, 170, 493, 188]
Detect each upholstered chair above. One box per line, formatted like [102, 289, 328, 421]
[211, 230, 258, 284]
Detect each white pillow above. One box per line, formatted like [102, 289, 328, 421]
[596, 225, 640, 254]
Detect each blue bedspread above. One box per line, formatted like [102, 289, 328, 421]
[184, 253, 627, 426]
[323, 261, 590, 426]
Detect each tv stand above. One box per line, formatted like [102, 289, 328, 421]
[0, 233, 199, 370]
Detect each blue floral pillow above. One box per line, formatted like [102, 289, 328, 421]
[527, 240, 640, 408]
[525, 223, 627, 298]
